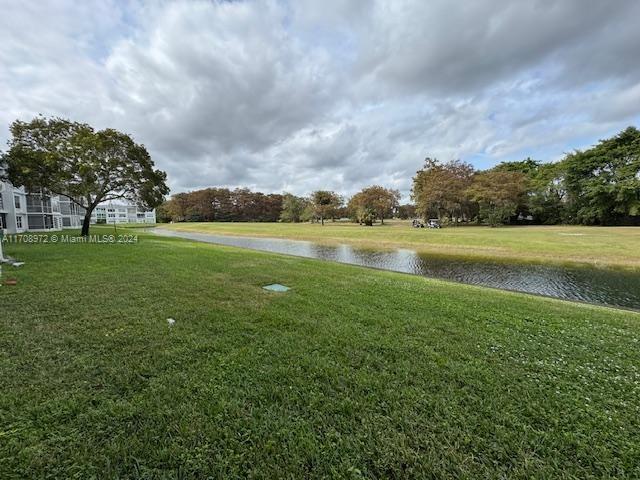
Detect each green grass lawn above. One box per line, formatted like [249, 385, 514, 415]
[161, 221, 640, 270]
[1, 228, 639, 478]
[98, 222, 158, 229]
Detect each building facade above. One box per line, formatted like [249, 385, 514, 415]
[91, 203, 156, 225]
[0, 178, 85, 235]
[0, 181, 27, 234]
[59, 197, 86, 228]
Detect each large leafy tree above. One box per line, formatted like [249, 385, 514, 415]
[491, 158, 566, 224]
[348, 185, 400, 225]
[310, 190, 342, 225]
[527, 162, 567, 224]
[347, 197, 377, 226]
[411, 158, 475, 223]
[280, 193, 310, 223]
[466, 171, 527, 226]
[163, 192, 191, 222]
[4, 117, 169, 235]
[563, 126, 640, 225]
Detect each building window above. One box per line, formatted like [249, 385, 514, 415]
[16, 216, 22, 229]
[14, 195, 21, 209]
[0, 213, 6, 229]
[0, 193, 4, 209]
[27, 214, 54, 230]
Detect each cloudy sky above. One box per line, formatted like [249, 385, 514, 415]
[2, 0, 640, 199]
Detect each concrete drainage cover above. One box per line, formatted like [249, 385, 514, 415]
[263, 283, 291, 292]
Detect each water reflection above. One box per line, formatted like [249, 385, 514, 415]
[154, 229, 640, 310]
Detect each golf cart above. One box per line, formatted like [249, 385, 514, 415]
[427, 219, 441, 229]
[411, 219, 425, 228]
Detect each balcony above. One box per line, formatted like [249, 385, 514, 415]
[26, 195, 52, 213]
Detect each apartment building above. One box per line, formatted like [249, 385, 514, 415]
[0, 177, 85, 234]
[91, 203, 156, 225]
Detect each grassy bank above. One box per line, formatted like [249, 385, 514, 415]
[161, 221, 640, 270]
[1, 228, 639, 478]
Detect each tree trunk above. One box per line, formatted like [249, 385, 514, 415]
[320, 215, 324, 226]
[81, 210, 92, 236]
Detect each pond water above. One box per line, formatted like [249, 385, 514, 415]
[153, 228, 640, 310]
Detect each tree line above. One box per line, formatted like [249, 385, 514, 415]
[158, 186, 411, 224]
[159, 125, 639, 226]
[413, 126, 640, 226]
[160, 188, 285, 222]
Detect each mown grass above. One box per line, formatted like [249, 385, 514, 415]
[161, 221, 640, 270]
[99, 222, 157, 229]
[1, 227, 639, 478]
